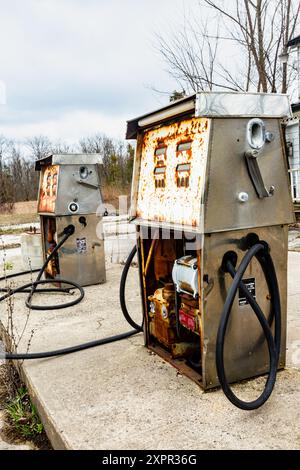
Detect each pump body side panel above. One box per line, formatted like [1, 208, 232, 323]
[57, 215, 105, 287]
[55, 165, 102, 216]
[41, 214, 106, 287]
[204, 118, 295, 233]
[201, 225, 288, 389]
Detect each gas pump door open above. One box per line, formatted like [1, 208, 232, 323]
[127, 92, 294, 390]
[36, 154, 106, 288]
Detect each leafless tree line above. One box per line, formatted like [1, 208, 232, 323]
[0, 135, 134, 210]
[157, 0, 300, 96]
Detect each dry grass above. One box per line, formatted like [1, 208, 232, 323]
[12, 202, 38, 214]
[0, 201, 38, 227]
[0, 213, 39, 227]
[0, 363, 18, 405]
[102, 184, 131, 209]
[0, 206, 39, 227]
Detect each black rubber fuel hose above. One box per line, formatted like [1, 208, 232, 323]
[0, 224, 85, 310]
[119, 245, 143, 331]
[1, 330, 139, 360]
[0, 234, 142, 360]
[216, 242, 281, 410]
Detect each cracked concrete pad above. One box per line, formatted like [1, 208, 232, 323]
[0, 251, 299, 450]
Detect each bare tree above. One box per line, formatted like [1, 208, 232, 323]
[79, 134, 115, 182]
[157, 16, 230, 92]
[0, 135, 8, 172]
[50, 139, 72, 154]
[1, 141, 39, 203]
[157, 0, 300, 95]
[0, 133, 134, 206]
[0, 136, 14, 211]
[26, 135, 51, 160]
[79, 134, 134, 186]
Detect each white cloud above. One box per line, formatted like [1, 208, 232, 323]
[0, 81, 6, 105]
[4, 0, 251, 148]
[0, 109, 128, 143]
[0, 0, 193, 144]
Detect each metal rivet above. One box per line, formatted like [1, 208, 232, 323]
[238, 192, 249, 203]
[265, 131, 275, 143]
[269, 186, 275, 196]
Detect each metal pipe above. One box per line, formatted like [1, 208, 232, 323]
[144, 233, 159, 276]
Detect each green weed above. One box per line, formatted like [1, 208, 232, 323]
[3, 261, 13, 271]
[5, 386, 44, 439]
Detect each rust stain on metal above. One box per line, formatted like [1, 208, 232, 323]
[136, 117, 210, 227]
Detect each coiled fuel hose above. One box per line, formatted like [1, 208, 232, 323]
[216, 241, 281, 410]
[0, 225, 141, 360]
[1, 227, 280, 410]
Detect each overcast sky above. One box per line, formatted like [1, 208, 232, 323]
[0, 0, 200, 144]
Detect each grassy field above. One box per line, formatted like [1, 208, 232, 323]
[0, 201, 38, 227]
[0, 213, 39, 227]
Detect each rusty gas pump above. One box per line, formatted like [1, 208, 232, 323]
[126, 92, 295, 409]
[1, 95, 294, 411]
[36, 154, 106, 287]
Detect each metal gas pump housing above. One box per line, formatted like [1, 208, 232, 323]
[127, 92, 295, 390]
[36, 154, 106, 287]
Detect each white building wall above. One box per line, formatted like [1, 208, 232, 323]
[286, 120, 300, 168]
[286, 119, 300, 202]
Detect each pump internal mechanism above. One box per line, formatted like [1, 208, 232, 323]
[140, 232, 204, 376]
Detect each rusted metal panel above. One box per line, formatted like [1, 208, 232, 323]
[38, 165, 59, 213]
[135, 118, 210, 228]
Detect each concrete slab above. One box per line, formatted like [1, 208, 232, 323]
[0, 253, 300, 450]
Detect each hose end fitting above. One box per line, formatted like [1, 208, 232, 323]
[64, 224, 75, 236]
[221, 251, 238, 273]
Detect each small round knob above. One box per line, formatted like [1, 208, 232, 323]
[68, 202, 79, 213]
